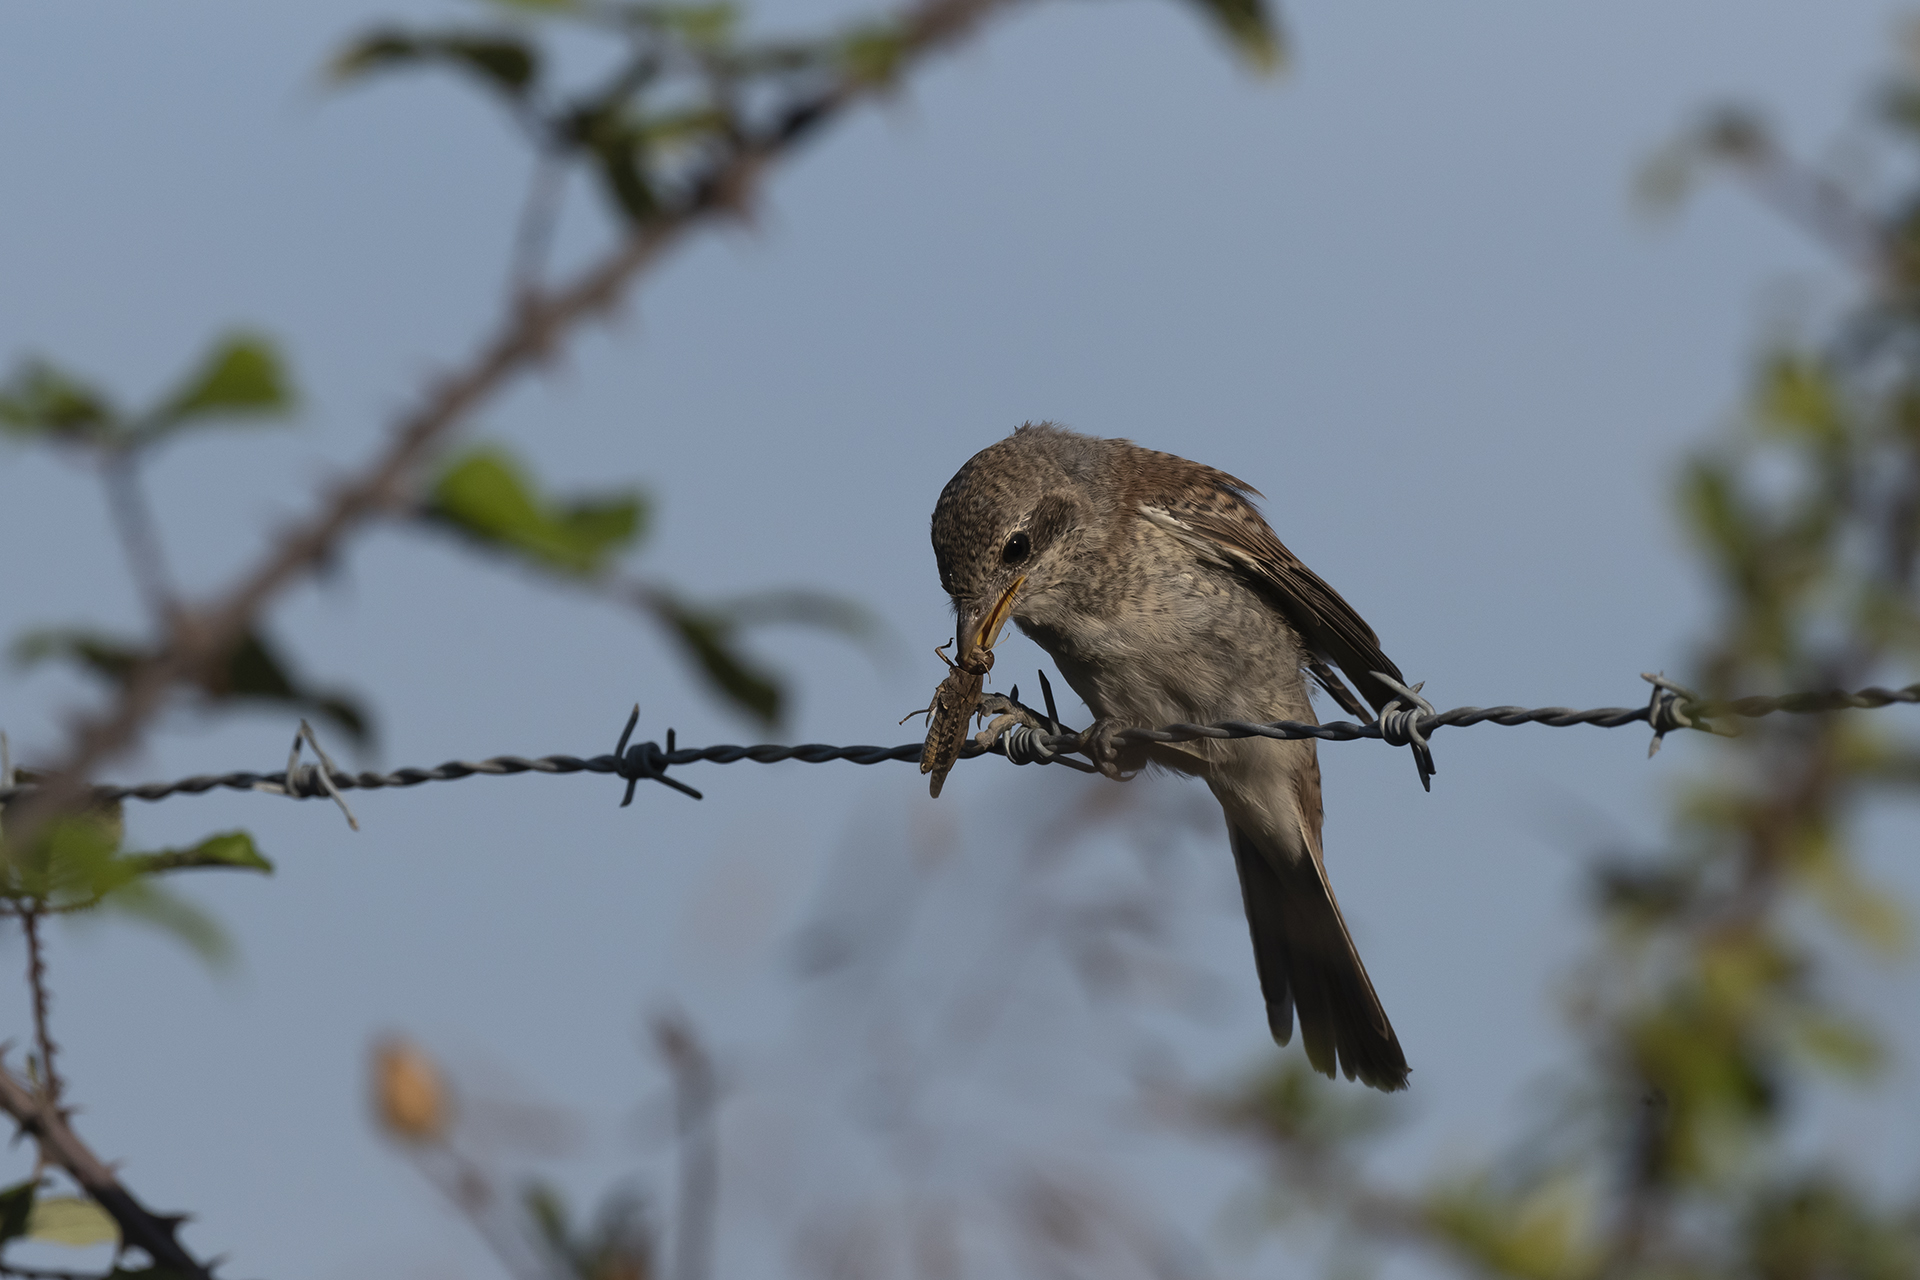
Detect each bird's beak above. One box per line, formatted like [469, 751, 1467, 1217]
[957, 576, 1025, 671]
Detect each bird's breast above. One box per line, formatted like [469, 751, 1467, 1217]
[1016, 560, 1311, 732]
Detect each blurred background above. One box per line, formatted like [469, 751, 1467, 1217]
[1, 1, 1917, 1277]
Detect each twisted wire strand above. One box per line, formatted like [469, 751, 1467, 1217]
[2, 679, 1916, 809]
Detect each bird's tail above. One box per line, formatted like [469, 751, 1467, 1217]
[1229, 823, 1409, 1091]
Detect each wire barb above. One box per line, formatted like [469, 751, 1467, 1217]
[1370, 670, 1438, 792]
[616, 705, 704, 804]
[274, 719, 360, 831]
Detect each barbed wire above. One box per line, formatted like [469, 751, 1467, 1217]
[2, 674, 1918, 816]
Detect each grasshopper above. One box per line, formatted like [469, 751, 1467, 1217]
[905, 641, 993, 798]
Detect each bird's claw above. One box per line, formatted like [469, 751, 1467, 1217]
[1077, 717, 1139, 782]
[973, 692, 1046, 742]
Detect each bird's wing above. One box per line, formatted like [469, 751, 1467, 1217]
[1136, 498, 1409, 720]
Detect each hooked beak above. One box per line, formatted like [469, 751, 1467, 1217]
[956, 575, 1025, 671]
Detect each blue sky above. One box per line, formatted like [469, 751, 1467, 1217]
[1, 2, 1915, 1276]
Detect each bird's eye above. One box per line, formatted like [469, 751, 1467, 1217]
[1002, 531, 1031, 565]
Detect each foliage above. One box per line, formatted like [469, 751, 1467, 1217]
[0, 0, 1287, 1272]
[1209, 42, 1920, 1280]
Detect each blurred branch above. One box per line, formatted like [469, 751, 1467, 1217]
[0, 1062, 213, 1279]
[654, 1011, 718, 1280]
[1, 0, 1029, 853]
[99, 452, 177, 626]
[507, 149, 569, 306]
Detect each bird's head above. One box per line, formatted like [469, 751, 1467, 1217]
[929, 423, 1113, 669]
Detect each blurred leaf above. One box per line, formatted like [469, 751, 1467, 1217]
[127, 831, 274, 878]
[0, 810, 128, 908]
[1591, 857, 1699, 931]
[332, 29, 539, 98]
[525, 1178, 654, 1280]
[4, 820, 267, 921]
[595, 138, 659, 224]
[1181, 0, 1284, 73]
[0, 360, 117, 441]
[104, 878, 234, 968]
[16, 627, 370, 749]
[13, 628, 143, 684]
[653, 594, 782, 726]
[638, 105, 727, 150]
[27, 1196, 118, 1247]
[1806, 859, 1908, 956]
[428, 445, 647, 577]
[146, 332, 293, 435]
[560, 102, 657, 224]
[212, 632, 372, 749]
[0, 1178, 38, 1244]
[1747, 1175, 1920, 1280]
[525, 1180, 573, 1259]
[1206, 1058, 1393, 1156]
[1636, 139, 1698, 212]
[641, 2, 739, 48]
[1424, 1175, 1600, 1280]
[708, 588, 893, 664]
[1695, 105, 1773, 163]
[1790, 1012, 1884, 1079]
[840, 23, 906, 84]
[1755, 353, 1845, 444]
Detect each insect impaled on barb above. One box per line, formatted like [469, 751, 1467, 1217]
[904, 641, 992, 798]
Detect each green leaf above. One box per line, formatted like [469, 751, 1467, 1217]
[27, 1196, 118, 1247]
[1181, 0, 1284, 73]
[332, 29, 540, 98]
[428, 445, 647, 576]
[127, 831, 274, 877]
[147, 332, 293, 433]
[0, 1178, 38, 1244]
[653, 595, 782, 725]
[0, 360, 117, 441]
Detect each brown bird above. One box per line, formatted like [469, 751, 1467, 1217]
[930, 423, 1421, 1090]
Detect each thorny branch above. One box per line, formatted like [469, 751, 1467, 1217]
[0, 0, 1028, 857]
[0, 1064, 214, 1279]
[20, 913, 59, 1112]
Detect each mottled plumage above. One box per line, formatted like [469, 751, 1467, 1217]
[930, 422, 1413, 1090]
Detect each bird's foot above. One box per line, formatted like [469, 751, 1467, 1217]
[1077, 717, 1142, 782]
[974, 691, 1048, 737]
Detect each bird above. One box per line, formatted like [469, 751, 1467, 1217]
[929, 422, 1420, 1090]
